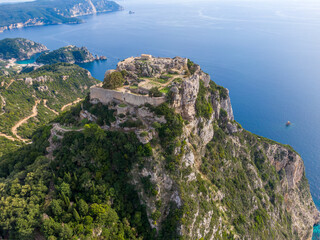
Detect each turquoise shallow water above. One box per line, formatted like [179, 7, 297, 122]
[1, 0, 320, 236]
[16, 53, 41, 64]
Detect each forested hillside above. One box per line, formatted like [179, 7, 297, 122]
[0, 63, 99, 156]
[0, 38, 47, 61]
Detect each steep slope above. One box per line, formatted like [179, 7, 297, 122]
[0, 38, 47, 61]
[0, 56, 318, 240]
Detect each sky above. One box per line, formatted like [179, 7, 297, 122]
[0, 0, 34, 3]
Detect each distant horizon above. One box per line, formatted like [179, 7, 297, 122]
[0, 0, 34, 3]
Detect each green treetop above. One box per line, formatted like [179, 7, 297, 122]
[103, 71, 125, 90]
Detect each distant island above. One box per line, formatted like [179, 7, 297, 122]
[0, 0, 123, 33]
[36, 45, 107, 65]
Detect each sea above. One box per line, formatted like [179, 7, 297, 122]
[1, 0, 320, 237]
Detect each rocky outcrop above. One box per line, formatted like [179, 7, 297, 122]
[117, 55, 189, 79]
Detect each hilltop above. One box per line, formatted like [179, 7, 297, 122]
[36, 45, 106, 65]
[0, 55, 318, 239]
[0, 38, 47, 61]
[0, 0, 122, 33]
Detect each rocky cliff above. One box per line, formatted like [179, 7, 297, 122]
[90, 56, 320, 239]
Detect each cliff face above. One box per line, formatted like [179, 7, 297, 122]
[57, 0, 123, 18]
[91, 56, 320, 239]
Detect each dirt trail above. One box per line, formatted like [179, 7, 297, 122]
[43, 99, 59, 115]
[12, 100, 41, 142]
[61, 98, 83, 112]
[0, 94, 5, 116]
[0, 133, 16, 141]
[6, 79, 14, 89]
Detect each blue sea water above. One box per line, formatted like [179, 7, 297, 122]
[1, 0, 320, 236]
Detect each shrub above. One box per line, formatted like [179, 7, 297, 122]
[220, 108, 228, 119]
[187, 59, 197, 75]
[151, 210, 161, 221]
[196, 81, 213, 119]
[149, 87, 162, 97]
[119, 119, 143, 128]
[103, 71, 124, 89]
[140, 131, 148, 137]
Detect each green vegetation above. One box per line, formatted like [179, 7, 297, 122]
[36, 46, 95, 64]
[196, 80, 213, 119]
[119, 103, 127, 108]
[149, 87, 162, 97]
[0, 123, 154, 239]
[0, 63, 99, 153]
[160, 86, 171, 95]
[187, 59, 197, 75]
[0, 38, 46, 60]
[119, 119, 143, 128]
[57, 96, 115, 127]
[103, 71, 125, 90]
[0, 0, 121, 31]
[195, 127, 298, 239]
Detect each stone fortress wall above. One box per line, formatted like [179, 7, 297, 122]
[90, 87, 166, 106]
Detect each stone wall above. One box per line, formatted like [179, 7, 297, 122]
[90, 87, 166, 106]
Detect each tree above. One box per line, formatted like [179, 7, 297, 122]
[149, 87, 162, 97]
[78, 199, 88, 216]
[103, 71, 124, 89]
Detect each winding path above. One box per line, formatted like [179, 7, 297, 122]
[12, 100, 40, 142]
[0, 94, 5, 116]
[6, 79, 14, 89]
[0, 133, 16, 141]
[43, 99, 59, 115]
[61, 98, 83, 112]
[0, 96, 85, 143]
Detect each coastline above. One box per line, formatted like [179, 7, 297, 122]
[0, 2, 123, 34]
